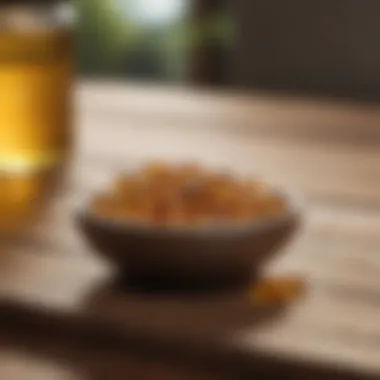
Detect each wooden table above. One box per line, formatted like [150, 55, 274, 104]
[1, 82, 380, 379]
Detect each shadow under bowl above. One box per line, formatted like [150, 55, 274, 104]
[77, 198, 301, 290]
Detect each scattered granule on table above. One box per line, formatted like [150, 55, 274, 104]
[251, 276, 306, 306]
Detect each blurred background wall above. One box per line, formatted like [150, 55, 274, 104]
[233, 0, 380, 100]
[76, 0, 380, 100]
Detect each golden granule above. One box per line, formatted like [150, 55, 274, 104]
[91, 162, 286, 226]
[251, 277, 305, 306]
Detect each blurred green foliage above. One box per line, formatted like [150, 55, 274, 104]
[75, 0, 234, 81]
[76, 0, 136, 75]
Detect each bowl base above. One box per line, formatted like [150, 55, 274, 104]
[115, 270, 258, 294]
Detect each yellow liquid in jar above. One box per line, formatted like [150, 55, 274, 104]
[0, 30, 72, 233]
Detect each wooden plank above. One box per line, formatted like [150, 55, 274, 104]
[1, 201, 380, 376]
[76, 83, 380, 204]
[77, 123, 380, 204]
[77, 82, 380, 145]
[2, 83, 380, 378]
[0, 349, 79, 380]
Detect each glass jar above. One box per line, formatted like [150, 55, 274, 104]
[0, 0, 74, 234]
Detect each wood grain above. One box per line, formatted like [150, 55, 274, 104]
[1, 82, 380, 379]
[77, 82, 380, 205]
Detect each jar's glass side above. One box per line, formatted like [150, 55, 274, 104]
[0, 2, 74, 234]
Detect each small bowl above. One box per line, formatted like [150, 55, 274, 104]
[77, 190, 301, 289]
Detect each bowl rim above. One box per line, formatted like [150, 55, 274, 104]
[77, 186, 303, 237]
